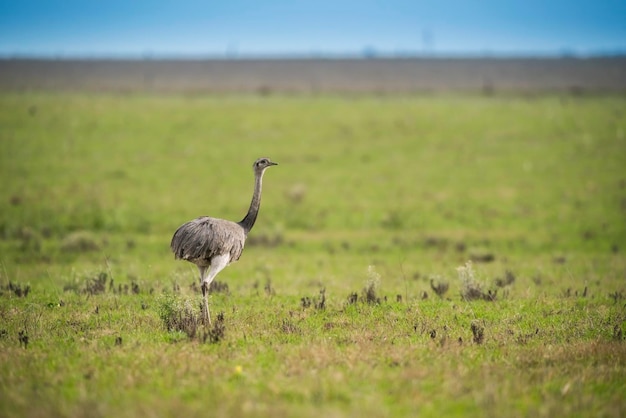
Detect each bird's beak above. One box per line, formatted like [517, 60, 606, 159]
[270, 161, 278, 166]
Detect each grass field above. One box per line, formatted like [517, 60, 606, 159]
[0, 92, 625, 417]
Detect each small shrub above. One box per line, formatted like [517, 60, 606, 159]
[471, 321, 485, 344]
[562, 287, 589, 298]
[85, 272, 108, 295]
[347, 292, 358, 305]
[204, 312, 226, 344]
[281, 318, 300, 334]
[363, 265, 381, 304]
[18, 330, 29, 348]
[3, 282, 31, 298]
[457, 261, 496, 301]
[302, 288, 326, 310]
[301, 296, 312, 308]
[346, 266, 384, 306]
[613, 324, 624, 341]
[158, 293, 200, 339]
[609, 290, 624, 303]
[315, 287, 326, 310]
[131, 281, 140, 295]
[363, 283, 380, 304]
[458, 261, 481, 300]
[430, 277, 449, 298]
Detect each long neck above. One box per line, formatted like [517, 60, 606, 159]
[238, 170, 264, 234]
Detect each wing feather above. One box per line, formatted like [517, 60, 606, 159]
[170, 217, 245, 265]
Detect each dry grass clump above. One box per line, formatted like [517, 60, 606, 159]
[430, 277, 449, 298]
[301, 287, 326, 310]
[363, 265, 382, 304]
[158, 294, 200, 339]
[471, 321, 485, 344]
[347, 265, 383, 305]
[2, 282, 31, 298]
[62, 272, 142, 296]
[205, 312, 226, 343]
[457, 261, 497, 301]
[157, 294, 225, 343]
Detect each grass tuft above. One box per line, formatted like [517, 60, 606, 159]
[2, 281, 31, 297]
[430, 277, 449, 298]
[84, 272, 108, 295]
[302, 287, 326, 310]
[471, 321, 485, 344]
[18, 330, 29, 348]
[158, 293, 200, 339]
[204, 312, 226, 344]
[363, 265, 382, 304]
[458, 261, 497, 301]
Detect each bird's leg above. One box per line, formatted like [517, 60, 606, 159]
[201, 254, 230, 326]
[198, 266, 211, 325]
[201, 281, 211, 326]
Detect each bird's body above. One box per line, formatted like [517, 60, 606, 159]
[170, 157, 277, 324]
[171, 217, 245, 267]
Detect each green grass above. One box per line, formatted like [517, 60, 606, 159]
[1, 92, 625, 417]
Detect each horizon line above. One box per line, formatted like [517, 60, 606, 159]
[1, 48, 626, 61]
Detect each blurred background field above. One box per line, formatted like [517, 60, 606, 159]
[2, 90, 624, 269]
[1, 56, 626, 94]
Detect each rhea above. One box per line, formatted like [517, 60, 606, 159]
[170, 157, 278, 324]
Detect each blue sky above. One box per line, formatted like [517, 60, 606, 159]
[0, 0, 624, 57]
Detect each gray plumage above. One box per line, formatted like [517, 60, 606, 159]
[170, 157, 278, 324]
[171, 217, 245, 267]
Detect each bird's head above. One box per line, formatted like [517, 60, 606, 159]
[253, 157, 278, 173]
